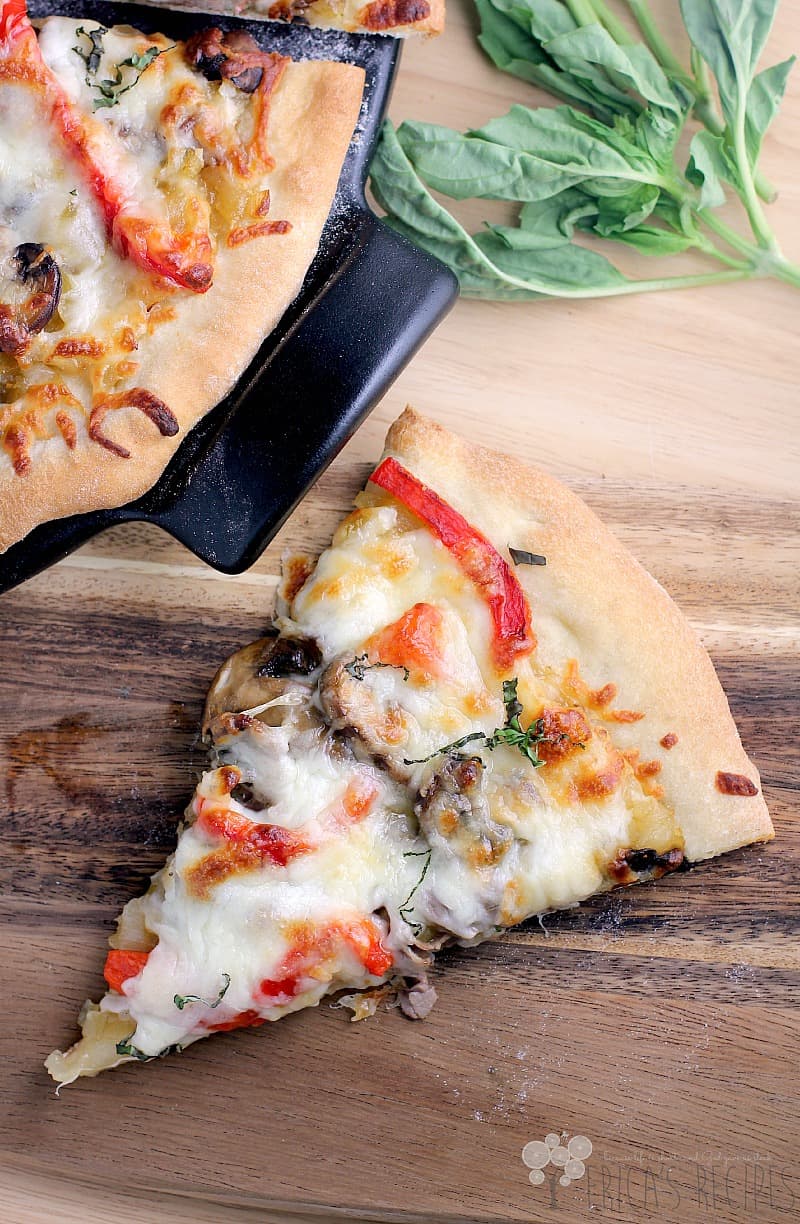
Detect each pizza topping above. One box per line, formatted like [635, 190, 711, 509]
[103, 949, 150, 994]
[258, 918, 393, 1008]
[73, 24, 172, 111]
[716, 771, 759, 797]
[173, 973, 231, 1011]
[321, 656, 410, 765]
[88, 388, 178, 459]
[534, 707, 591, 763]
[405, 678, 574, 770]
[608, 847, 685, 884]
[508, 547, 546, 567]
[397, 978, 438, 1020]
[0, 244, 62, 357]
[360, 0, 432, 31]
[266, 0, 314, 20]
[415, 756, 512, 870]
[364, 602, 447, 683]
[186, 27, 266, 95]
[344, 654, 410, 684]
[370, 457, 535, 669]
[660, 732, 679, 749]
[256, 635, 322, 678]
[205, 1009, 265, 1033]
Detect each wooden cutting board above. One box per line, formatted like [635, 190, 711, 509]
[1, 3, 798, 1222]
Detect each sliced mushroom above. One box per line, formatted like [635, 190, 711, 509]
[319, 656, 412, 780]
[202, 633, 322, 737]
[0, 243, 62, 357]
[185, 28, 268, 93]
[415, 756, 513, 869]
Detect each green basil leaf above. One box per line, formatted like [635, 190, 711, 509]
[465, 105, 665, 199]
[544, 23, 686, 117]
[609, 225, 697, 257]
[745, 56, 795, 168]
[589, 183, 661, 234]
[686, 129, 731, 207]
[476, 0, 620, 120]
[495, 0, 640, 114]
[369, 122, 543, 300]
[679, 0, 779, 127]
[474, 229, 628, 291]
[517, 189, 596, 246]
[396, 120, 561, 201]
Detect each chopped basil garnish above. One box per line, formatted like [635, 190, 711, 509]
[73, 24, 106, 76]
[404, 678, 581, 769]
[509, 547, 546, 567]
[399, 849, 432, 932]
[344, 654, 410, 683]
[173, 973, 231, 1011]
[116, 1035, 183, 1061]
[73, 26, 174, 111]
[115, 1036, 153, 1062]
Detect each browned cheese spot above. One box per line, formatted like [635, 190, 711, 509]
[51, 337, 105, 359]
[575, 749, 625, 802]
[55, 409, 77, 449]
[88, 388, 178, 459]
[536, 706, 591, 763]
[563, 659, 644, 723]
[360, 0, 431, 28]
[281, 553, 316, 605]
[715, 771, 758, 797]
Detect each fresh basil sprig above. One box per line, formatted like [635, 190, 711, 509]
[370, 0, 800, 298]
[403, 678, 581, 768]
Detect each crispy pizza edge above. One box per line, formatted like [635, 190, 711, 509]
[382, 407, 774, 863]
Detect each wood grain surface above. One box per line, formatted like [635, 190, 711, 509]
[1, 2, 799, 1222]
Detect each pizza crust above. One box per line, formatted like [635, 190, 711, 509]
[381, 408, 773, 863]
[144, 0, 446, 38]
[0, 58, 364, 553]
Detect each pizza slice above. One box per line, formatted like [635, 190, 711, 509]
[46, 408, 773, 1084]
[0, 2, 364, 551]
[161, 0, 445, 38]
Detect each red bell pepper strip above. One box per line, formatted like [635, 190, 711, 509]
[197, 804, 311, 867]
[258, 917, 392, 1008]
[369, 457, 535, 669]
[104, 948, 150, 994]
[0, 0, 213, 292]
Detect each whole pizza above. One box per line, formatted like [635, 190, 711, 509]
[0, 0, 366, 551]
